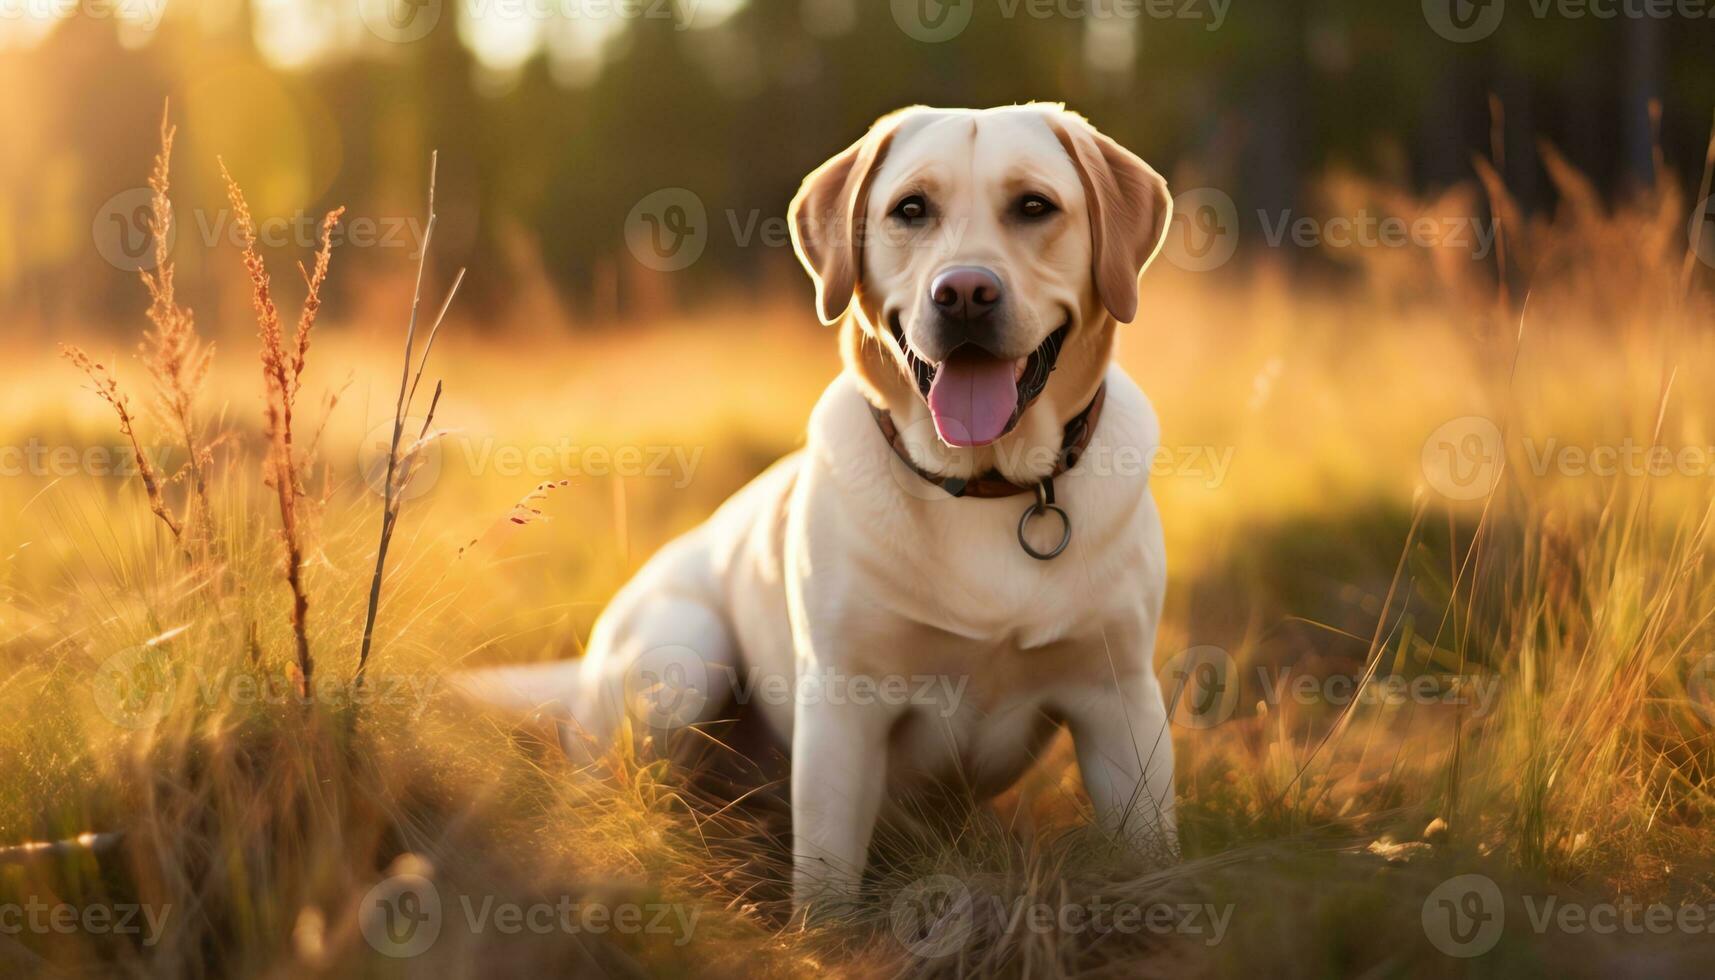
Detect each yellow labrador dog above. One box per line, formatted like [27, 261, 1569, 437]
[464, 103, 1177, 912]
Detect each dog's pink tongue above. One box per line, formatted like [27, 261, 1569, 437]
[927, 350, 1018, 447]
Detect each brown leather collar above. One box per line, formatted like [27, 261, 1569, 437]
[869, 383, 1107, 498]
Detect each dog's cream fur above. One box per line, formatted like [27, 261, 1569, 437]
[462, 104, 1178, 912]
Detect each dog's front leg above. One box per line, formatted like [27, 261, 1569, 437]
[1062, 671, 1179, 858]
[789, 686, 894, 915]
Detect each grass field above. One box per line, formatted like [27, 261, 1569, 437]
[3, 140, 1715, 977]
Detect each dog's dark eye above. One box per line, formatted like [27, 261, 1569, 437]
[1018, 194, 1057, 219]
[891, 195, 928, 222]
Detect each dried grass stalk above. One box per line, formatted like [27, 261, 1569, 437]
[138, 102, 214, 545]
[64, 103, 210, 552]
[221, 159, 344, 697]
[59, 346, 183, 541]
[357, 152, 464, 685]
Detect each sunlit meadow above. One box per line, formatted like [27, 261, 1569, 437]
[3, 113, 1715, 978]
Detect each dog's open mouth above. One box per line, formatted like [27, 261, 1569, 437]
[890, 317, 1069, 447]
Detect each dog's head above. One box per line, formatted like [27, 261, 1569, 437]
[790, 104, 1171, 453]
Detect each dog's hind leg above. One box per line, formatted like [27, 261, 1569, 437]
[456, 454, 803, 765]
[454, 532, 740, 765]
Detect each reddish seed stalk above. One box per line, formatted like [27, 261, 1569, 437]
[59, 346, 184, 542]
[68, 102, 210, 555]
[221, 159, 343, 698]
[138, 102, 214, 547]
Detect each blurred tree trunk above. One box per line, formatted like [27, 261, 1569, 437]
[1622, 16, 1664, 189]
[1243, 3, 1308, 241]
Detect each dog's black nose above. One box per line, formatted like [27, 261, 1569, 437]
[930, 266, 1002, 320]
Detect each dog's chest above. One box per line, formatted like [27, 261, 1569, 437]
[869, 637, 1100, 796]
[884, 678, 1062, 796]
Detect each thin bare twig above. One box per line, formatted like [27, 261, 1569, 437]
[357, 153, 463, 685]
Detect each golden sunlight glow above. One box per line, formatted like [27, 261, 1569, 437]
[2, 0, 757, 83]
[458, 0, 544, 77]
[251, 0, 343, 70]
[0, 0, 69, 51]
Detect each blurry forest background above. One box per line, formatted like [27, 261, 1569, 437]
[2, 0, 1712, 332]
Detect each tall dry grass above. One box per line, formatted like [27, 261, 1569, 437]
[60, 106, 208, 553]
[2, 108, 1715, 977]
[358, 151, 465, 686]
[218, 157, 343, 694]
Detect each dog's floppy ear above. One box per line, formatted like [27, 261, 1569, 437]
[789, 111, 908, 325]
[1048, 112, 1172, 324]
